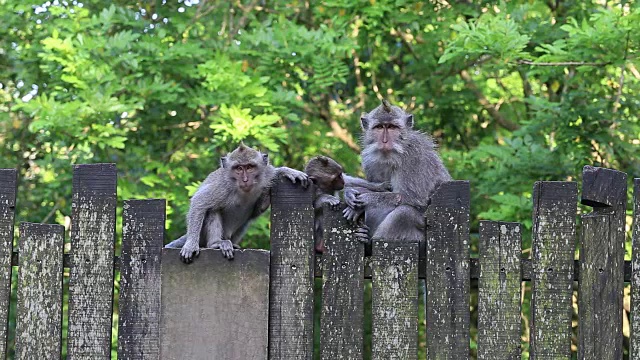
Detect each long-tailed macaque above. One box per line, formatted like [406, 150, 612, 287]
[343, 100, 452, 243]
[304, 155, 397, 252]
[165, 144, 308, 262]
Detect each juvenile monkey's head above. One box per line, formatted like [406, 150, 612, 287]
[361, 99, 413, 154]
[304, 155, 345, 193]
[221, 143, 269, 193]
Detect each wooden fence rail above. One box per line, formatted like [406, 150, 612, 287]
[0, 163, 638, 359]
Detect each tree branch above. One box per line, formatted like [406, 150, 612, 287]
[459, 70, 520, 131]
[517, 59, 610, 67]
[303, 104, 360, 152]
[613, 30, 630, 113]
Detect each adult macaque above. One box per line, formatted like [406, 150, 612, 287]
[304, 155, 394, 252]
[165, 144, 308, 262]
[343, 100, 451, 243]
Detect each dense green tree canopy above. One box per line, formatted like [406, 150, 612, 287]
[1, 1, 639, 355]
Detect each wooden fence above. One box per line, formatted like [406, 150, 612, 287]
[0, 163, 638, 359]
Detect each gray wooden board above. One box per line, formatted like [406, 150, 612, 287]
[371, 240, 419, 360]
[160, 249, 270, 360]
[578, 166, 626, 360]
[578, 214, 620, 359]
[425, 180, 470, 360]
[320, 205, 364, 359]
[315, 255, 634, 282]
[0, 168, 16, 358]
[67, 163, 117, 359]
[14, 222, 64, 360]
[477, 221, 522, 360]
[629, 178, 640, 360]
[268, 177, 315, 360]
[118, 199, 165, 359]
[529, 181, 577, 360]
[632, 178, 640, 360]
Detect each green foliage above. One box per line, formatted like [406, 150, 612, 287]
[1, 0, 640, 358]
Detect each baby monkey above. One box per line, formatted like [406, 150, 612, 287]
[304, 155, 396, 253]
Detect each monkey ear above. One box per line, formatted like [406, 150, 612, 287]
[220, 156, 228, 168]
[360, 113, 369, 130]
[262, 153, 269, 165]
[405, 114, 414, 128]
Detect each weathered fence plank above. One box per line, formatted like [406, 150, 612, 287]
[372, 240, 419, 360]
[160, 249, 270, 359]
[320, 205, 364, 359]
[529, 181, 577, 360]
[425, 180, 470, 360]
[632, 178, 640, 360]
[268, 177, 315, 360]
[0, 169, 16, 358]
[579, 166, 626, 360]
[477, 221, 522, 360]
[118, 199, 165, 359]
[14, 222, 64, 359]
[67, 163, 117, 359]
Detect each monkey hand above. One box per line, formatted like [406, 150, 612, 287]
[180, 242, 200, 264]
[344, 188, 362, 209]
[353, 225, 370, 245]
[212, 240, 235, 260]
[342, 206, 363, 223]
[318, 194, 341, 210]
[381, 181, 393, 191]
[278, 167, 309, 188]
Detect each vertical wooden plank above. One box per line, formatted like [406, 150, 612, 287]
[320, 205, 364, 359]
[67, 163, 117, 359]
[529, 181, 577, 360]
[0, 169, 17, 358]
[268, 176, 315, 360]
[118, 199, 165, 359]
[578, 166, 626, 360]
[632, 178, 640, 360]
[425, 181, 470, 360]
[477, 221, 522, 360]
[371, 240, 419, 360]
[14, 222, 64, 359]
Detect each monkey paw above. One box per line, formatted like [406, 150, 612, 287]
[342, 206, 363, 223]
[344, 188, 363, 209]
[179, 244, 200, 264]
[381, 181, 393, 191]
[327, 196, 341, 210]
[354, 225, 371, 245]
[212, 240, 235, 260]
[283, 169, 309, 188]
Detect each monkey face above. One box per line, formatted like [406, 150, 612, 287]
[370, 122, 402, 152]
[232, 163, 260, 193]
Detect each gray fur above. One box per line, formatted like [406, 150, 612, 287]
[345, 100, 451, 242]
[169, 144, 308, 262]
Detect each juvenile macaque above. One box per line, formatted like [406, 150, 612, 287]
[304, 155, 395, 252]
[165, 144, 308, 262]
[344, 100, 451, 243]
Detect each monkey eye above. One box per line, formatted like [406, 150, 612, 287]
[387, 124, 399, 129]
[245, 164, 256, 171]
[373, 124, 384, 129]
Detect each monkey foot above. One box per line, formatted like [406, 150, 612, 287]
[342, 206, 363, 223]
[354, 225, 370, 245]
[212, 240, 235, 260]
[179, 245, 200, 264]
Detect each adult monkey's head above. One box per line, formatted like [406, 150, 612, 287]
[220, 143, 270, 193]
[360, 99, 414, 155]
